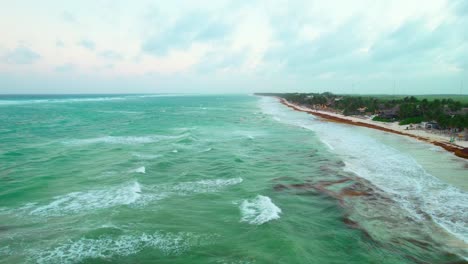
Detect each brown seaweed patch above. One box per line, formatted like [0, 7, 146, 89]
[319, 165, 335, 173]
[271, 176, 296, 182]
[336, 160, 346, 166]
[339, 182, 373, 197]
[290, 183, 315, 189]
[342, 215, 360, 229]
[340, 189, 371, 197]
[316, 178, 351, 187]
[342, 215, 373, 240]
[273, 184, 289, 191]
[295, 191, 322, 197]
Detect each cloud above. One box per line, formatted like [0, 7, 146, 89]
[196, 49, 248, 73]
[265, 17, 364, 74]
[55, 63, 75, 72]
[1, 0, 467, 94]
[1, 46, 40, 64]
[78, 39, 95, 50]
[62, 11, 76, 23]
[56, 40, 65, 48]
[98, 50, 123, 60]
[141, 12, 229, 56]
[451, 0, 468, 16]
[369, 20, 447, 62]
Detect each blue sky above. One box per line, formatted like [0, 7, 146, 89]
[0, 0, 467, 94]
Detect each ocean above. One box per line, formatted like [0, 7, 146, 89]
[0, 94, 466, 263]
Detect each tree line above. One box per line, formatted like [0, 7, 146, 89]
[257, 93, 468, 129]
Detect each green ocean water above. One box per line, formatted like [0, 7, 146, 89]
[0, 94, 467, 263]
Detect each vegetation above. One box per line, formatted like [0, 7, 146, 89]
[399, 116, 424, 125]
[256, 93, 468, 129]
[372, 116, 393, 122]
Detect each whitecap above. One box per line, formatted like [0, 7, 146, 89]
[64, 136, 157, 145]
[98, 110, 143, 114]
[135, 94, 194, 98]
[240, 195, 282, 225]
[64, 134, 189, 146]
[132, 153, 162, 160]
[133, 166, 146, 174]
[0, 246, 12, 256]
[32, 231, 204, 264]
[29, 181, 142, 216]
[0, 96, 127, 106]
[259, 96, 468, 244]
[199, 148, 212, 153]
[169, 178, 243, 195]
[11, 178, 242, 218]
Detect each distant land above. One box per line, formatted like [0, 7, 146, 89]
[257, 92, 468, 159]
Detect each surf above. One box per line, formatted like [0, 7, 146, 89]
[240, 195, 282, 225]
[259, 96, 468, 246]
[28, 181, 142, 216]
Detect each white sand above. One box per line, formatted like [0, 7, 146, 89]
[282, 100, 468, 149]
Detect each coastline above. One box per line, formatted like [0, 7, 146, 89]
[277, 97, 468, 160]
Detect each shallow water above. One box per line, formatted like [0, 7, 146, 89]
[0, 94, 466, 263]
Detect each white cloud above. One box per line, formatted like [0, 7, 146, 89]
[0, 0, 466, 93]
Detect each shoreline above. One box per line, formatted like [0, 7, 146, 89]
[277, 97, 468, 160]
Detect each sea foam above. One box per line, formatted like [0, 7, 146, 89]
[0, 96, 126, 106]
[32, 231, 204, 264]
[13, 177, 243, 218]
[133, 166, 146, 174]
[64, 133, 189, 146]
[170, 178, 243, 195]
[65, 136, 157, 145]
[240, 195, 282, 225]
[29, 181, 142, 216]
[132, 153, 162, 160]
[260, 96, 468, 243]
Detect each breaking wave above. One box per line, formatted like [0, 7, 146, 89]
[64, 134, 189, 146]
[240, 195, 282, 225]
[32, 231, 209, 264]
[132, 153, 162, 160]
[0, 96, 126, 105]
[169, 178, 243, 195]
[133, 166, 146, 174]
[29, 181, 142, 216]
[7, 178, 243, 218]
[259, 96, 468, 244]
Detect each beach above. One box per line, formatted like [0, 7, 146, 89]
[0, 94, 467, 263]
[279, 97, 468, 159]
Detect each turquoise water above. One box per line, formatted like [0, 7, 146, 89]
[0, 94, 467, 263]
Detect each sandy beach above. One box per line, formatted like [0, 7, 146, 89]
[278, 97, 468, 159]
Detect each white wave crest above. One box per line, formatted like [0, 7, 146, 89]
[170, 178, 243, 194]
[29, 181, 142, 216]
[260, 96, 468, 244]
[133, 166, 146, 174]
[65, 136, 157, 145]
[132, 153, 162, 160]
[64, 133, 189, 146]
[240, 195, 282, 225]
[0, 96, 126, 106]
[32, 231, 201, 264]
[11, 178, 242, 218]
[199, 147, 213, 153]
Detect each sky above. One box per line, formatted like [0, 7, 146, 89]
[0, 0, 467, 94]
